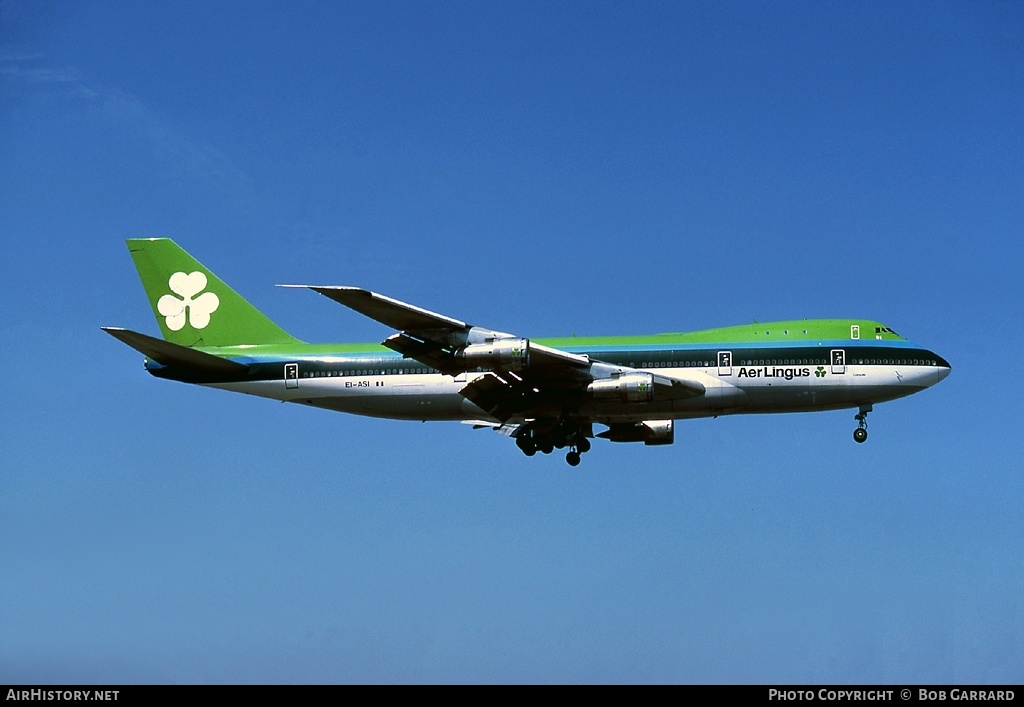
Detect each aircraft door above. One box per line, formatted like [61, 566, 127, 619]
[830, 349, 846, 375]
[284, 363, 299, 389]
[718, 350, 733, 376]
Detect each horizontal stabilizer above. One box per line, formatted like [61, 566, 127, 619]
[102, 327, 248, 373]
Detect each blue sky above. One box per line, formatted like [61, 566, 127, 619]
[2, 1, 1022, 684]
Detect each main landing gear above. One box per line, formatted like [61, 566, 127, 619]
[853, 404, 871, 444]
[515, 420, 592, 466]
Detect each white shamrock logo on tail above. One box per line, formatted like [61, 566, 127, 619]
[157, 271, 220, 331]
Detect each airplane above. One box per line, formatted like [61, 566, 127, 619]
[104, 238, 951, 466]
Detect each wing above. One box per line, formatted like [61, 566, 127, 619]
[282, 285, 704, 421]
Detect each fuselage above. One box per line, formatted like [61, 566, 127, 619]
[147, 318, 951, 426]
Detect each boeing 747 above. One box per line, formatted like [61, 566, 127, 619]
[104, 239, 950, 466]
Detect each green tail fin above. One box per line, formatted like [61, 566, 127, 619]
[126, 238, 301, 347]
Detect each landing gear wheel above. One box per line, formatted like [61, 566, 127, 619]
[853, 404, 871, 444]
[576, 437, 592, 454]
[516, 436, 537, 456]
[539, 441, 554, 455]
[565, 451, 581, 467]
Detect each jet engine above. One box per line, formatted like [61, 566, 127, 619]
[458, 338, 529, 371]
[598, 420, 675, 445]
[587, 372, 654, 403]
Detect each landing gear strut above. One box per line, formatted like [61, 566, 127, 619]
[564, 432, 591, 467]
[853, 404, 871, 443]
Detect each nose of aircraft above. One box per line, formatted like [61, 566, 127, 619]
[935, 354, 951, 383]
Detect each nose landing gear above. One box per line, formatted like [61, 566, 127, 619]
[853, 404, 871, 443]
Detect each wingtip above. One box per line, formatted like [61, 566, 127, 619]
[276, 284, 364, 291]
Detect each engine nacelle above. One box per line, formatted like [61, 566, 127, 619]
[598, 420, 675, 446]
[458, 338, 530, 371]
[587, 372, 654, 403]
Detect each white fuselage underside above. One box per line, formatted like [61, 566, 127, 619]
[208, 363, 943, 425]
